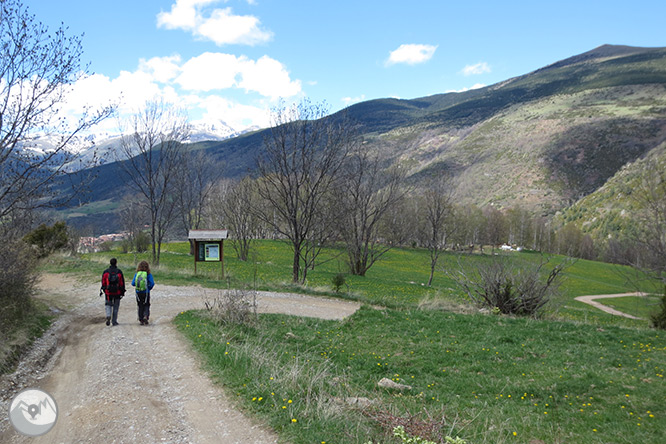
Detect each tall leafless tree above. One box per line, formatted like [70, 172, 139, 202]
[0, 0, 112, 226]
[117, 99, 189, 265]
[218, 177, 261, 262]
[337, 148, 406, 276]
[173, 150, 222, 254]
[255, 100, 356, 283]
[418, 176, 455, 286]
[632, 160, 666, 273]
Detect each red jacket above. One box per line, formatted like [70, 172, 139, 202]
[101, 266, 126, 300]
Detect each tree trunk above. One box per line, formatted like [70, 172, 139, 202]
[292, 248, 300, 283]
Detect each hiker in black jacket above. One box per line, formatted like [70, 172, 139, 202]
[101, 258, 126, 326]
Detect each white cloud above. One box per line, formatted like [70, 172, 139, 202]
[138, 55, 182, 83]
[57, 48, 301, 135]
[197, 7, 273, 45]
[461, 62, 491, 76]
[237, 56, 301, 98]
[157, 0, 272, 46]
[176, 52, 243, 91]
[445, 83, 486, 93]
[386, 44, 437, 66]
[193, 95, 270, 129]
[341, 94, 366, 106]
[174, 52, 301, 99]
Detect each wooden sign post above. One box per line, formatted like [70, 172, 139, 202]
[188, 230, 229, 277]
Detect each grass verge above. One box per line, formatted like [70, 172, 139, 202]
[0, 300, 53, 375]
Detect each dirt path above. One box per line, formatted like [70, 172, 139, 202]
[574, 292, 647, 320]
[0, 274, 360, 443]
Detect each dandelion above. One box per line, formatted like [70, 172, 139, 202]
[291, 418, 297, 423]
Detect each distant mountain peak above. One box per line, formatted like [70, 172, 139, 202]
[538, 44, 664, 72]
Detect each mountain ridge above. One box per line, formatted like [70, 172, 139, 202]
[58, 44, 666, 234]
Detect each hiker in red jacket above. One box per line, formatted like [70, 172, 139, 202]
[101, 258, 126, 326]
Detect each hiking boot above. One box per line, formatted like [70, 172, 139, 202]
[143, 318, 149, 325]
[106, 317, 110, 326]
[112, 322, 119, 326]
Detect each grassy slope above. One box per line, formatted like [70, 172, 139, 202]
[78, 240, 658, 327]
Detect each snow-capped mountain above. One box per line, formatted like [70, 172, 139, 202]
[21, 119, 257, 171]
[185, 120, 259, 143]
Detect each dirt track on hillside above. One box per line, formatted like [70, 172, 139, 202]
[0, 274, 360, 443]
[574, 292, 647, 320]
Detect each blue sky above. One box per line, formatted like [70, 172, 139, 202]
[26, 0, 666, 132]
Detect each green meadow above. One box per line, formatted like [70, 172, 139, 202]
[45, 240, 666, 443]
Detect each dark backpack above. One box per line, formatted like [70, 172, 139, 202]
[107, 269, 120, 294]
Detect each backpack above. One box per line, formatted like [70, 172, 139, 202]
[107, 269, 120, 294]
[135, 271, 148, 292]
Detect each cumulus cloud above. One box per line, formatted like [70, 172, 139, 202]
[445, 83, 486, 93]
[173, 52, 301, 99]
[58, 48, 301, 134]
[157, 0, 272, 46]
[461, 62, 491, 76]
[193, 95, 270, 129]
[341, 94, 366, 106]
[138, 55, 182, 83]
[386, 44, 437, 66]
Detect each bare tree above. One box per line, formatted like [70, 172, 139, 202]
[220, 177, 261, 262]
[337, 148, 406, 276]
[483, 206, 507, 251]
[0, 0, 112, 224]
[255, 100, 356, 283]
[506, 205, 533, 248]
[118, 194, 148, 253]
[173, 150, 222, 254]
[631, 160, 666, 274]
[418, 176, 455, 286]
[452, 204, 485, 252]
[117, 99, 189, 265]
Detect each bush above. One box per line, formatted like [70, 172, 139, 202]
[23, 221, 69, 258]
[0, 236, 38, 370]
[650, 285, 666, 330]
[134, 231, 150, 253]
[451, 256, 568, 317]
[331, 273, 346, 293]
[203, 287, 258, 326]
[98, 241, 113, 252]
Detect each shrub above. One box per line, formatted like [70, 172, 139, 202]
[134, 231, 150, 253]
[22, 221, 69, 258]
[451, 256, 568, 317]
[203, 287, 258, 326]
[650, 285, 666, 330]
[331, 273, 346, 293]
[98, 241, 113, 252]
[0, 236, 39, 371]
